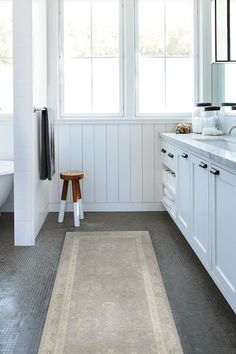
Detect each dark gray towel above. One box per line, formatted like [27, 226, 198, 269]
[40, 108, 55, 180]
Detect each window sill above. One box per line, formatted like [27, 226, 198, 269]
[55, 115, 191, 125]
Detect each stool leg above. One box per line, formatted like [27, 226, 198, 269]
[58, 181, 68, 223]
[79, 200, 84, 220]
[72, 180, 80, 227]
[73, 202, 80, 227]
[77, 180, 84, 220]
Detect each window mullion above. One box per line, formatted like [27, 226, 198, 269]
[197, 0, 212, 103]
[124, 0, 135, 118]
[90, 0, 93, 113]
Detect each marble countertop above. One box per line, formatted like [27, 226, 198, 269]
[160, 133, 236, 172]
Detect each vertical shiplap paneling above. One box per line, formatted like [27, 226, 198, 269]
[107, 125, 119, 202]
[118, 125, 131, 202]
[143, 125, 155, 202]
[70, 124, 83, 195]
[94, 125, 107, 202]
[58, 124, 71, 201]
[50, 121, 168, 210]
[166, 123, 176, 133]
[82, 125, 95, 202]
[155, 124, 166, 202]
[49, 124, 59, 204]
[70, 125, 83, 169]
[130, 125, 143, 202]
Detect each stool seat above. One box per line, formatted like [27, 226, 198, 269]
[58, 170, 85, 227]
[60, 170, 85, 181]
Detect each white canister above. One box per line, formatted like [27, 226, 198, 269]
[222, 106, 236, 134]
[202, 106, 222, 130]
[192, 103, 212, 133]
[220, 103, 236, 131]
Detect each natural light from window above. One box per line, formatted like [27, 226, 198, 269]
[137, 0, 194, 114]
[225, 64, 236, 103]
[62, 0, 121, 115]
[61, 0, 195, 117]
[0, 0, 13, 115]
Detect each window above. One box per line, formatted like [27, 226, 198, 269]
[61, 0, 122, 115]
[60, 0, 196, 117]
[0, 0, 13, 115]
[137, 0, 194, 114]
[224, 64, 236, 102]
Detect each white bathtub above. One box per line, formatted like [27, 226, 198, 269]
[0, 161, 14, 209]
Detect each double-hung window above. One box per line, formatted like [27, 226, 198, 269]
[60, 0, 196, 117]
[137, 0, 194, 115]
[0, 0, 13, 115]
[61, 0, 123, 116]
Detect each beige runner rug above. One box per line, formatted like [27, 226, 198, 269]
[38, 231, 183, 354]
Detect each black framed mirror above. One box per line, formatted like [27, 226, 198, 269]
[215, 0, 236, 62]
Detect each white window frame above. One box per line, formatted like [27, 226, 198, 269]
[0, 0, 13, 118]
[135, 0, 200, 117]
[54, 0, 211, 120]
[59, 0, 124, 118]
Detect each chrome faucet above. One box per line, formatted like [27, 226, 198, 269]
[228, 126, 236, 135]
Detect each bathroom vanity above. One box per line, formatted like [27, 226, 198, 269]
[160, 133, 236, 313]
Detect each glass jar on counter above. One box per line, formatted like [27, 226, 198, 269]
[192, 103, 212, 133]
[220, 103, 236, 130]
[221, 102, 236, 112]
[221, 106, 236, 134]
[202, 106, 222, 131]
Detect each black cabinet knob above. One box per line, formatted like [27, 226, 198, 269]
[210, 168, 220, 176]
[161, 148, 166, 154]
[168, 153, 174, 159]
[182, 153, 188, 159]
[199, 162, 208, 169]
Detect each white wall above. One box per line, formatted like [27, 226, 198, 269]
[0, 119, 14, 212]
[32, 0, 48, 236]
[0, 120, 14, 160]
[49, 121, 176, 212]
[13, 0, 34, 245]
[13, 0, 48, 246]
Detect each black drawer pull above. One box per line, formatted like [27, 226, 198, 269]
[168, 153, 174, 159]
[182, 153, 188, 159]
[161, 148, 166, 154]
[210, 168, 220, 176]
[199, 162, 207, 169]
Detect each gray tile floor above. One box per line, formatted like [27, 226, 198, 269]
[0, 212, 236, 354]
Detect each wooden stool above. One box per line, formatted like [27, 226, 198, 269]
[58, 170, 85, 227]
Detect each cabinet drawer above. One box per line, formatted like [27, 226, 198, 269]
[161, 141, 176, 172]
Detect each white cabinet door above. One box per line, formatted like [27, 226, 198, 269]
[176, 149, 191, 240]
[191, 155, 210, 270]
[210, 164, 236, 311]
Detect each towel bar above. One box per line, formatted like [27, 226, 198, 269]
[34, 107, 47, 113]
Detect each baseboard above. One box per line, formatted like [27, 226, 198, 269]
[49, 202, 165, 212]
